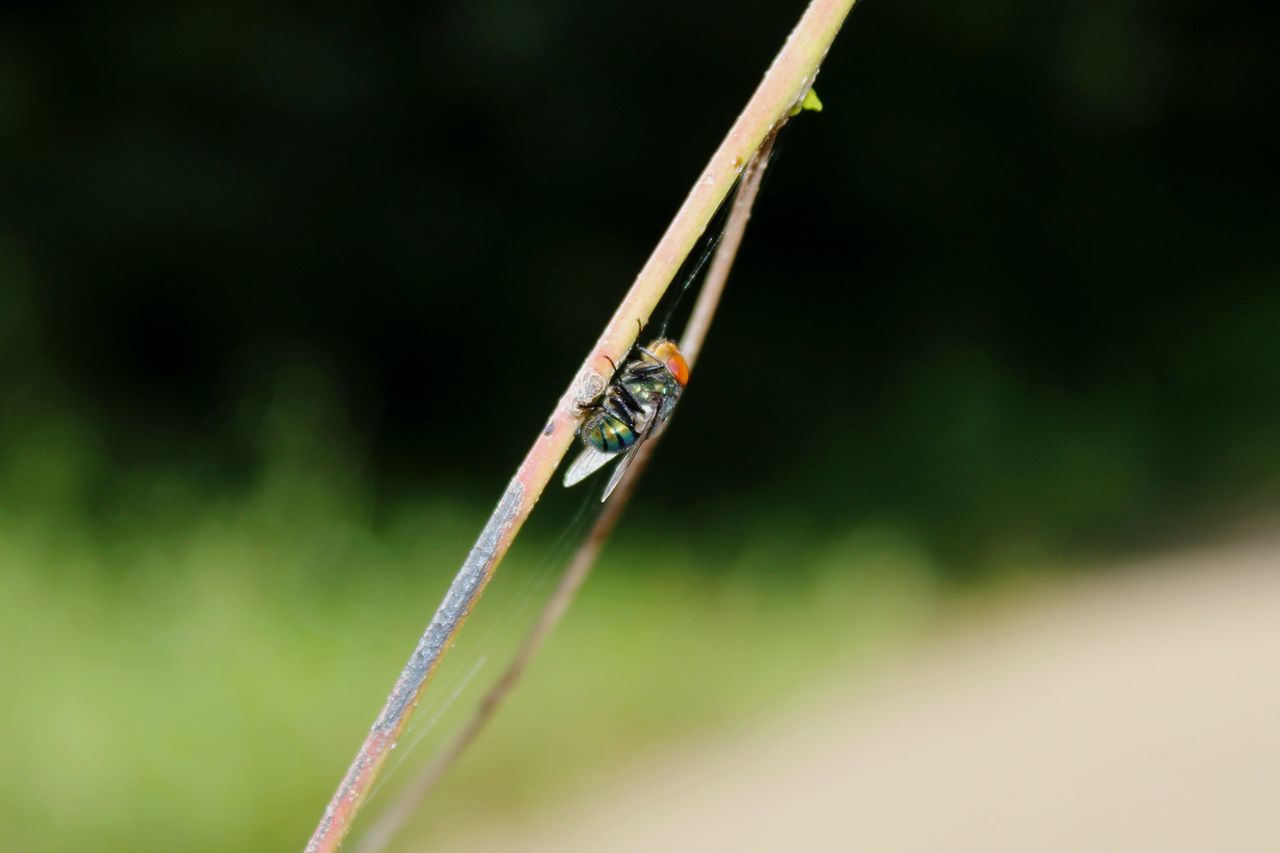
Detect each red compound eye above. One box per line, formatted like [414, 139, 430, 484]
[665, 351, 690, 386]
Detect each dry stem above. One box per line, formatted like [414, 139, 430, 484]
[354, 132, 779, 853]
[306, 3, 855, 849]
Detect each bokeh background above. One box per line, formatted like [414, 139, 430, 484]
[2, 1, 1277, 851]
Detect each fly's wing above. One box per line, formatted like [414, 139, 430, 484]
[599, 445, 641, 501]
[563, 444, 619, 488]
[599, 409, 670, 501]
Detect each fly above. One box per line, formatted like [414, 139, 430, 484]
[563, 338, 690, 500]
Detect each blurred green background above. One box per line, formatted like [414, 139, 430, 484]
[1, 1, 1276, 850]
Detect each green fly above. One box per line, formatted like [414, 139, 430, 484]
[563, 338, 690, 500]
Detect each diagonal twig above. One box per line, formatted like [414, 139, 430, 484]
[306, 3, 856, 849]
[353, 131, 781, 853]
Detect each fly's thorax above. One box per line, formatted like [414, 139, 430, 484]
[621, 371, 677, 404]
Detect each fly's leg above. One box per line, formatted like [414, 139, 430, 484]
[578, 349, 622, 414]
[613, 382, 647, 418]
[600, 394, 637, 429]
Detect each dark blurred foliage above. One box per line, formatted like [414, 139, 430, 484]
[2, 0, 1277, 573]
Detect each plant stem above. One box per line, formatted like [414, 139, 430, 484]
[305, 3, 856, 849]
[353, 132, 780, 853]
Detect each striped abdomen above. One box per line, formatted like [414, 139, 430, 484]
[583, 412, 637, 453]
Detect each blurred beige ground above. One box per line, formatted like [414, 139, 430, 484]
[461, 537, 1280, 852]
